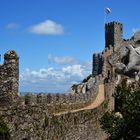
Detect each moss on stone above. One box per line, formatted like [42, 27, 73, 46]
[0, 118, 10, 138]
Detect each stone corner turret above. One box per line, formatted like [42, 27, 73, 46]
[0, 50, 19, 107]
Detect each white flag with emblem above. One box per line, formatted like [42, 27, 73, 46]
[105, 8, 111, 14]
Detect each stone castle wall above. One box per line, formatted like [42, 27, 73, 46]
[23, 74, 104, 114]
[92, 21, 137, 78]
[0, 70, 107, 140]
[0, 96, 107, 140]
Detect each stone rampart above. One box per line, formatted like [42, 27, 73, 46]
[0, 96, 107, 140]
[92, 53, 104, 77]
[46, 103, 107, 140]
[102, 45, 114, 58]
[23, 75, 104, 113]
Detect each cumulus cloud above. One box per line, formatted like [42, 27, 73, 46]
[48, 55, 92, 67]
[5, 23, 20, 30]
[48, 54, 79, 65]
[29, 20, 64, 35]
[20, 64, 91, 93]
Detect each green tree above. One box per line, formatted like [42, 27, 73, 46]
[82, 74, 92, 83]
[100, 80, 140, 140]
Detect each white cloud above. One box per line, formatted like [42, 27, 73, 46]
[48, 55, 92, 67]
[29, 20, 64, 35]
[132, 28, 140, 34]
[20, 64, 91, 93]
[6, 23, 20, 30]
[62, 65, 84, 77]
[48, 54, 78, 65]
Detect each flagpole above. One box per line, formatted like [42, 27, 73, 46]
[104, 8, 106, 48]
[104, 7, 111, 25]
[104, 7, 111, 47]
[104, 8, 106, 25]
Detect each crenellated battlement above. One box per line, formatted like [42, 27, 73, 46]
[105, 21, 123, 49]
[0, 62, 104, 111]
[105, 21, 123, 27]
[22, 74, 104, 113]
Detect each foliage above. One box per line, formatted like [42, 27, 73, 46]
[100, 79, 140, 140]
[103, 99, 109, 109]
[82, 74, 92, 83]
[0, 118, 10, 137]
[71, 84, 78, 92]
[24, 95, 31, 105]
[71, 74, 92, 92]
[100, 112, 124, 139]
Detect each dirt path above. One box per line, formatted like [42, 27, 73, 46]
[54, 84, 105, 116]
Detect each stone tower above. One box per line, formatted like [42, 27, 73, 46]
[92, 54, 99, 76]
[0, 50, 19, 106]
[92, 21, 123, 77]
[92, 53, 103, 76]
[105, 22, 123, 48]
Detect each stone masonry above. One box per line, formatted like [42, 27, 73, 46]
[0, 50, 19, 107]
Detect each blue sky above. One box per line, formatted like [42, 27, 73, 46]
[0, 0, 140, 93]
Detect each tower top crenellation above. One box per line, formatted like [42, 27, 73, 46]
[105, 21, 123, 27]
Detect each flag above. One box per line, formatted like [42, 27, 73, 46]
[105, 8, 111, 14]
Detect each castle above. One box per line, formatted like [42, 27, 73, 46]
[92, 21, 135, 78]
[0, 21, 139, 140]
